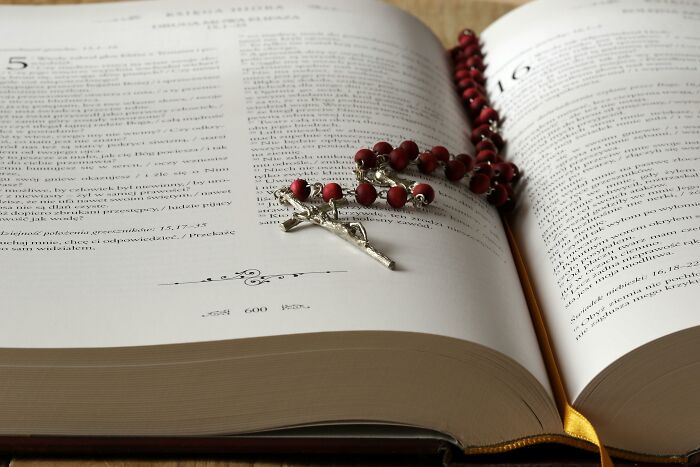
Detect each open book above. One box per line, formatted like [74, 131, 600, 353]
[1, 0, 699, 463]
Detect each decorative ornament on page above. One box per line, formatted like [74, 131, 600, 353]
[275, 29, 520, 270]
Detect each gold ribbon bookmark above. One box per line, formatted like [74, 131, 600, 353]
[505, 221, 613, 467]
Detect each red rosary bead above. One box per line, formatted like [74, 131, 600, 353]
[412, 183, 435, 205]
[322, 182, 343, 202]
[492, 162, 515, 183]
[489, 132, 505, 150]
[470, 123, 493, 144]
[476, 106, 499, 126]
[487, 183, 509, 207]
[469, 173, 491, 194]
[430, 145, 450, 163]
[399, 140, 420, 160]
[469, 68, 485, 85]
[290, 179, 311, 201]
[454, 68, 471, 81]
[457, 78, 476, 91]
[474, 162, 493, 177]
[458, 29, 478, 46]
[417, 151, 439, 174]
[466, 55, 484, 71]
[476, 149, 497, 163]
[354, 148, 377, 168]
[387, 185, 408, 209]
[475, 139, 497, 153]
[458, 79, 484, 94]
[455, 153, 474, 171]
[373, 141, 393, 155]
[445, 159, 467, 181]
[469, 96, 488, 116]
[462, 44, 482, 58]
[462, 87, 484, 102]
[389, 147, 410, 171]
[355, 182, 378, 206]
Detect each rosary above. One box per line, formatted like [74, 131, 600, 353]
[274, 29, 519, 269]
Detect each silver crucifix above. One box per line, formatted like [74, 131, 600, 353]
[275, 188, 395, 270]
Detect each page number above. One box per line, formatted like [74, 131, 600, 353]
[7, 57, 28, 70]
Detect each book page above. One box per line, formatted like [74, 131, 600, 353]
[481, 0, 700, 399]
[0, 0, 551, 390]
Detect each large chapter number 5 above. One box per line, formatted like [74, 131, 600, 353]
[7, 57, 28, 70]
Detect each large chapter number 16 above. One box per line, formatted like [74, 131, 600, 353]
[496, 64, 530, 93]
[7, 57, 28, 70]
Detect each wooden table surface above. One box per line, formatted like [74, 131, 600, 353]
[0, 0, 526, 466]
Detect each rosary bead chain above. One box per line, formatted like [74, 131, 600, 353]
[275, 28, 523, 269]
